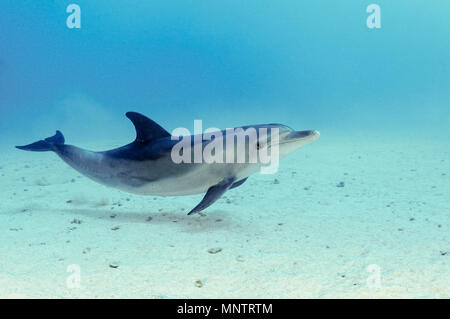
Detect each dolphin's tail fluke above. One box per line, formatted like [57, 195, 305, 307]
[16, 131, 65, 152]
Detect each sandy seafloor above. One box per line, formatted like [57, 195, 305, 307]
[0, 135, 449, 298]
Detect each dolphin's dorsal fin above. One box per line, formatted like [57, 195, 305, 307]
[126, 112, 171, 144]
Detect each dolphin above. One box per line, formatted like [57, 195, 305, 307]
[16, 112, 319, 215]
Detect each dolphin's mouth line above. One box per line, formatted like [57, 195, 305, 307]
[270, 130, 320, 147]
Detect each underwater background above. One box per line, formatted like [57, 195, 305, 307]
[0, 1, 449, 298]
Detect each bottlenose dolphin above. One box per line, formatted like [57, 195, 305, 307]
[16, 112, 319, 215]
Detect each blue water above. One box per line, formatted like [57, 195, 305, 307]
[1, 1, 449, 143]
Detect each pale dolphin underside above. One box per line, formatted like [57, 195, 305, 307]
[16, 112, 319, 215]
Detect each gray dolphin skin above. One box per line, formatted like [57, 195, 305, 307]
[16, 112, 319, 215]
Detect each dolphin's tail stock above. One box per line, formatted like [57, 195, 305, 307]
[16, 131, 65, 152]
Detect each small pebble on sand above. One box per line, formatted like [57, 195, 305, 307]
[35, 178, 50, 186]
[208, 248, 223, 254]
[235, 256, 245, 262]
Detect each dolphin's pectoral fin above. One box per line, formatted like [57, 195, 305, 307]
[187, 178, 235, 215]
[126, 112, 171, 144]
[229, 177, 248, 190]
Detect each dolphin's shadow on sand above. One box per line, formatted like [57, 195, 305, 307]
[59, 208, 233, 232]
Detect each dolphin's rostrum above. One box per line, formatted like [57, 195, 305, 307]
[16, 112, 319, 215]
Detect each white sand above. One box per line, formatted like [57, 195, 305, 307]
[0, 135, 449, 298]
